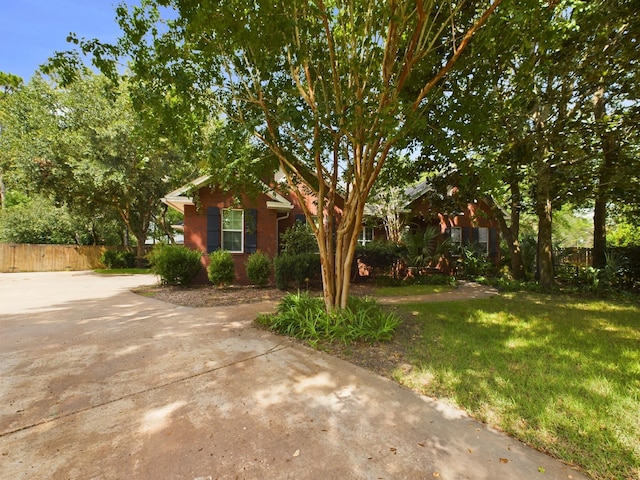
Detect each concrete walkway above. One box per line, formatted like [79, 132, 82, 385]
[0, 272, 588, 479]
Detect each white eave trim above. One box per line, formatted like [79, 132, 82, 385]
[161, 196, 194, 214]
[161, 174, 294, 214]
[266, 200, 294, 211]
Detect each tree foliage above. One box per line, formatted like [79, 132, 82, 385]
[0, 71, 193, 261]
[73, 0, 501, 310]
[411, 0, 639, 286]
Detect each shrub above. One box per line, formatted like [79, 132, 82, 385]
[147, 244, 202, 286]
[100, 249, 137, 269]
[208, 249, 235, 287]
[256, 292, 400, 344]
[458, 243, 492, 278]
[246, 251, 272, 287]
[280, 221, 318, 254]
[355, 240, 405, 276]
[274, 253, 321, 289]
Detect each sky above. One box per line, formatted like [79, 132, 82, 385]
[0, 0, 137, 81]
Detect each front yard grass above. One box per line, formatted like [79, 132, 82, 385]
[393, 293, 639, 480]
[95, 268, 152, 275]
[374, 283, 454, 297]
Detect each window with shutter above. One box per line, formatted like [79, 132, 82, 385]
[207, 207, 220, 253]
[222, 209, 244, 252]
[244, 209, 257, 253]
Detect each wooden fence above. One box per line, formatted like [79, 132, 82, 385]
[0, 244, 123, 273]
[557, 247, 593, 267]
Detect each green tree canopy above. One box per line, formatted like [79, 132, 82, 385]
[66, 0, 501, 309]
[0, 71, 194, 261]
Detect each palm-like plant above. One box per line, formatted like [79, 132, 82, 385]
[403, 226, 452, 270]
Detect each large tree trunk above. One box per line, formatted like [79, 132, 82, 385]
[485, 191, 526, 281]
[532, 100, 554, 288]
[592, 199, 607, 269]
[536, 159, 554, 288]
[592, 84, 618, 269]
[134, 233, 147, 268]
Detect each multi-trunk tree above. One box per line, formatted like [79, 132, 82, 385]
[79, 0, 502, 310]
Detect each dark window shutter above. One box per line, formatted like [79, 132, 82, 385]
[462, 227, 472, 246]
[295, 214, 306, 224]
[489, 228, 499, 258]
[207, 207, 220, 253]
[245, 209, 258, 253]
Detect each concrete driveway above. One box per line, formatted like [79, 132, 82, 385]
[0, 272, 588, 479]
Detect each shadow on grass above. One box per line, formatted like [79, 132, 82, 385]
[396, 293, 640, 480]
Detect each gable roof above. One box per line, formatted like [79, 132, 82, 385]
[364, 179, 438, 216]
[161, 174, 293, 214]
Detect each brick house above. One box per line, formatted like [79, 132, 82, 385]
[162, 176, 500, 284]
[161, 175, 312, 284]
[363, 181, 501, 267]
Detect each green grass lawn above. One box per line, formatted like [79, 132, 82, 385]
[374, 284, 454, 297]
[393, 293, 639, 480]
[94, 268, 152, 275]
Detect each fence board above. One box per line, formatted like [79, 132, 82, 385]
[0, 244, 125, 272]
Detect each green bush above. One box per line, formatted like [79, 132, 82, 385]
[100, 250, 136, 269]
[245, 251, 272, 286]
[280, 221, 318, 254]
[207, 249, 235, 287]
[355, 240, 405, 276]
[458, 243, 492, 279]
[274, 253, 321, 289]
[256, 292, 400, 344]
[147, 244, 202, 286]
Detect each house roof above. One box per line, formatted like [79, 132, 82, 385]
[161, 174, 294, 214]
[363, 180, 437, 216]
[403, 180, 437, 204]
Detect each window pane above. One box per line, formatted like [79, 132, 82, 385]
[451, 227, 461, 244]
[478, 227, 488, 243]
[223, 210, 243, 230]
[223, 231, 242, 251]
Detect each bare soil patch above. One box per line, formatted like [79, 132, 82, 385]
[132, 283, 378, 308]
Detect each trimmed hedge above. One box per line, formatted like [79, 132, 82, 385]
[100, 249, 136, 269]
[246, 251, 272, 287]
[274, 253, 321, 290]
[208, 249, 235, 287]
[148, 244, 202, 286]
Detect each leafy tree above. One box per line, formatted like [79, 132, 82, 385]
[0, 71, 193, 264]
[0, 194, 122, 244]
[411, 0, 639, 286]
[72, 0, 501, 310]
[0, 71, 25, 210]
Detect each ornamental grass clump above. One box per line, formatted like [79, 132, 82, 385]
[257, 292, 400, 344]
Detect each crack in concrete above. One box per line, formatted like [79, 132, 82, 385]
[0, 342, 291, 438]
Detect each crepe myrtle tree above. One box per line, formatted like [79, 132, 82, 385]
[61, 0, 502, 310]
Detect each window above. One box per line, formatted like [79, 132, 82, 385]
[358, 226, 374, 246]
[222, 209, 244, 252]
[450, 227, 462, 254]
[478, 227, 489, 255]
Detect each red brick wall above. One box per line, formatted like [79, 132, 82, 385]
[184, 187, 299, 285]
